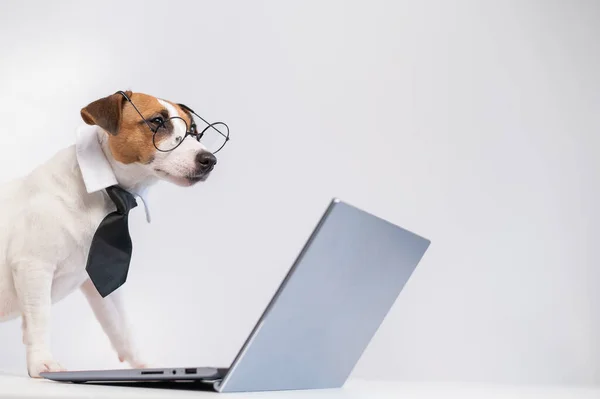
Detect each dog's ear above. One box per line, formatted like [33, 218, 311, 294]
[80, 90, 132, 135]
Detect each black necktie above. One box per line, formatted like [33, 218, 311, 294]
[86, 185, 138, 298]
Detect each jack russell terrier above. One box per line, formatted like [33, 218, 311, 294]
[0, 90, 227, 377]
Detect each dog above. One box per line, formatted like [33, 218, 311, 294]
[0, 90, 218, 377]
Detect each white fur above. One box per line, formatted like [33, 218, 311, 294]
[0, 115, 207, 376]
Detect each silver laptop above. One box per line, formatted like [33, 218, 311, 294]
[41, 198, 431, 392]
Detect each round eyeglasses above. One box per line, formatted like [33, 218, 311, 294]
[151, 116, 229, 154]
[116, 91, 230, 154]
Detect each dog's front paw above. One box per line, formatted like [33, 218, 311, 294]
[27, 351, 65, 378]
[117, 349, 148, 369]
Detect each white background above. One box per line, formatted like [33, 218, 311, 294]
[0, 0, 598, 387]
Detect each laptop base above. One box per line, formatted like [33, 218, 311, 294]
[40, 367, 228, 386]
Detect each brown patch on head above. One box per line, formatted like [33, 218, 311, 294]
[81, 91, 171, 165]
[109, 92, 168, 164]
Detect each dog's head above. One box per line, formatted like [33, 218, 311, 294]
[80, 90, 221, 187]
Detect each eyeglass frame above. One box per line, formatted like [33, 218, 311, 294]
[115, 90, 230, 154]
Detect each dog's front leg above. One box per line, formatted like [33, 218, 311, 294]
[80, 279, 147, 369]
[12, 262, 65, 377]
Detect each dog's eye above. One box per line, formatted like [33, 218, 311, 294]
[151, 117, 164, 126]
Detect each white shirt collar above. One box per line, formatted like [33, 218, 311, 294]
[75, 125, 152, 223]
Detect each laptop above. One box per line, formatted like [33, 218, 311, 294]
[41, 198, 431, 392]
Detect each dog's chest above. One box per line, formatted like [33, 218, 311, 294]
[51, 199, 112, 301]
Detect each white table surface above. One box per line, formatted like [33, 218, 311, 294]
[1, 374, 599, 399]
[0, 374, 600, 399]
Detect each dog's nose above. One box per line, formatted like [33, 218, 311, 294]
[196, 151, 217, 171]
